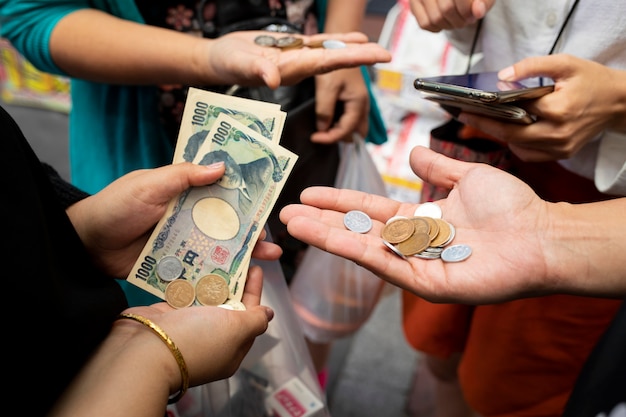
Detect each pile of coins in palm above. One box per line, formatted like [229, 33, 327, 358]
[254, 34, 346, 50]
[157, 255, 245, 310]
[381, 202, 471, 262]
[343, 202, 472, 263]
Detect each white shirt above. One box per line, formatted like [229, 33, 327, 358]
[446, 0, 626, 196]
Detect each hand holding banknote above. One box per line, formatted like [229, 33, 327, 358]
[127, 88, 297, 306]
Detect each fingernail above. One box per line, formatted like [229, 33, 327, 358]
[474, 1, 487, 19]
[263, 306, 275, 321]
[498, 66, 516, 81]
[206, 161, 224, 170]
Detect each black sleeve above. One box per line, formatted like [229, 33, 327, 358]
[42, 163, 91, 208]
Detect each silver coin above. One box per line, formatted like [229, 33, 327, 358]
[441, 244, 472, 262]
[382, 240, 406, 259]
[322, 39, 346, 49]
[414, 251, 441, 260]
[414, 202, 442, 219]
[344, 210, 373, 233]
[156, 255, 184, 282]
[254, 34, 277, 47]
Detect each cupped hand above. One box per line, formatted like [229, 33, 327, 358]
[280, 146, 555, 304]
[205, 31, 391, 89]
[457, 54, 626, 161]
[409, 0, 494, 32]
[119, 265, 274, 387]
[67, 162, 282, 277]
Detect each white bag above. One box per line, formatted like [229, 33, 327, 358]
[289, 134, 388, 343]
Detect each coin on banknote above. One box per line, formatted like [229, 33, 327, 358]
[254, 34, 277, 47]
[344, 210, 373, 233]
[195, 274, 230, 306]
[165, 279, 195, 309]
[441, 244, 472, 263]
[156, 255, 184, 282]
[276, 36, 304, 49]
[381, 217, 415, 244]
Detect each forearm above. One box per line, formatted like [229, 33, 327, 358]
[324, 0, 367, 33]
[49, 320, 177, 417]
[545, 198, 626, 297]
[49, 9, 209, 85]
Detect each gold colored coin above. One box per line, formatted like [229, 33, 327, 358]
[195, 274, 229, 306]
[304, 39, 325, 48]
[165, 279, 195, 309]
[420, 216, 440, 242]
[410, 217, 430, 235]
[397, 232, 431, 256]
[429, 218, 452, 247]
[275, 36, 304, 50]
[381, 218, 415, 244]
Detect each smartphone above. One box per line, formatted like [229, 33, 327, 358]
[424, 95, 535, 124]
[413, 72, 554, 103]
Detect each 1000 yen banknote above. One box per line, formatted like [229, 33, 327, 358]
[126, 112, 297, 301]
[173, 87, 285, 164]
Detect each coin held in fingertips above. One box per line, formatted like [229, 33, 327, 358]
[156, 255, 184, 282]
[344, 210, 373, 233]
[275, 36, 304, 50]
[254, 34, 277, 47]
[322, 39, 346, 49]
[165, 279, 195, 309]
[195, 274, 230, 306]
[441, 244, 472, 262]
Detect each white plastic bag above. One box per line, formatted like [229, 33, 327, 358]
[289, 134, 388, 343]
[167, 254, 330, 417]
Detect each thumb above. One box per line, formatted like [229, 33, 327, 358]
[497, 55, 574, 82]
[409, 146, 473, 190]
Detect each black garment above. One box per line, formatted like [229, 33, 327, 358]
[1, 105, 128, 416]
[563, 300, 626, 416]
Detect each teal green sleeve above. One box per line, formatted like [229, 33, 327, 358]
[0, 0, 143, 75]
[314, 0, 388, 145]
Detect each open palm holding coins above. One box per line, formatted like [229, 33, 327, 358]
[344, 202, 472, 263]
[254, 34, 346, 50]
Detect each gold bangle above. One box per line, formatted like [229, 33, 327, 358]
[117, 313, 189, 404]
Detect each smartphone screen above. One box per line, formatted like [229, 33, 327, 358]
[414, 72, 554, 103]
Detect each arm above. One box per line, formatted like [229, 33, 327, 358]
[311, 0, 370, 143]
[279, 145, 626, 304]
[49, 266, 274, 417]
[11, 6, 390, 89]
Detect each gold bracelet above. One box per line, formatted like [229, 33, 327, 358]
[117, 313, 189, 404]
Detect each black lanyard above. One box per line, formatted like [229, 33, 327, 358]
[466, 0, 581, 75]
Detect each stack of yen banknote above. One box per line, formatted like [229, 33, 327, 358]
[126, 87, 298, 306]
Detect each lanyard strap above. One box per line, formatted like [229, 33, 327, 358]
[466, 0, 581, 74]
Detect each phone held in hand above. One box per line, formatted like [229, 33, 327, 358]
[413, 72, 555, 124]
